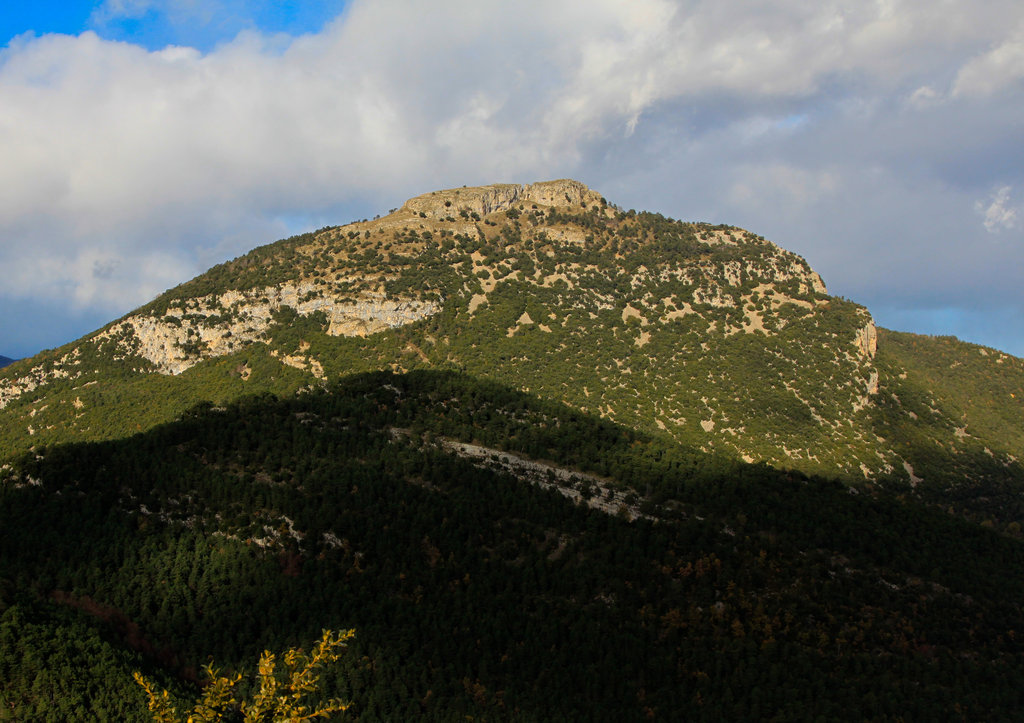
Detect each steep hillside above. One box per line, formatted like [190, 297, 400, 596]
[2, 372, 1023, 720]
[1, 180, 1021, 511]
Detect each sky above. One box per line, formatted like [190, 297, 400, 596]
[1, 0, 1023, 360]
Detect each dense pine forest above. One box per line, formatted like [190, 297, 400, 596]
[3, 370, 1023, 720]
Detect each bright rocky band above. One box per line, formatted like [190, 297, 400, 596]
[1, 181, 1023, 720]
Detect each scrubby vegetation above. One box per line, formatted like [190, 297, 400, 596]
[0, 198, 872, 479]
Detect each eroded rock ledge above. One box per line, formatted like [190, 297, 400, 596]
[101, 282, 439, 375]
[400, 179, 606, 220]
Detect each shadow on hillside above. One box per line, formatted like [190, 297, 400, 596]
[3, 368, 1024, 719]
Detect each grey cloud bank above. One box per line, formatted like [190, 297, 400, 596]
[1, 0, 1022, 358]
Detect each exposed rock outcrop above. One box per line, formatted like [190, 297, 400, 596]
[400, 179, 606, 220]
[100, 282, 439, 375]
[0, 349, 81, 409]
[849, 317, 880, 412]
[326, 296, 438, 337]
[854, 320, 878, 360]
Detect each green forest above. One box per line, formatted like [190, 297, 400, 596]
[3, 370, 1023, 720]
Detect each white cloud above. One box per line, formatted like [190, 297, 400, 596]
[906, 84, 943, 109]
[953, 30, 1024, 97]
[92, 0, 157, 21]
[1, 0, 1024, 355]
[976, 186, 1020, 233]
[4, 240, 193, 312]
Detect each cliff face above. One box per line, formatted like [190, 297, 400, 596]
[100, 283, 439, 375]
[855, 320, 878, 360]
[400, 179, 607, 220]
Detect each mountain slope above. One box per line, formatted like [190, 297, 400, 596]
[0, 181, 878, 467]
[1, 180, 1021, 509]
[3, 371, 1023, 719]
[0, 355, 14, 368]
[871, 329, 1024, 527]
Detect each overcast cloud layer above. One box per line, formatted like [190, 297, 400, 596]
[2, 0, 1023, 358]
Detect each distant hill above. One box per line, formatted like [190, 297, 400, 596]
[0, 355, 14, 368]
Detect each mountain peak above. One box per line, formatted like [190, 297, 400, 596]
[398, 179, 606, 220]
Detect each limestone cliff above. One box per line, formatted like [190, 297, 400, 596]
[400, 179, 607, 220]
[854, 320, 878, 360]
[850, 316, 880, 411]
[103, 283, 439, 375]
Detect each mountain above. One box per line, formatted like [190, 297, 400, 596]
[2, 180, 1024, 718]
[2, 179, 1021, 520]
[0, 355, 15, 368]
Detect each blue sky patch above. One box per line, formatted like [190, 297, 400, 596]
[2, 1, 351, 52]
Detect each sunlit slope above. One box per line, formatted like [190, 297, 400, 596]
[869, 329, 1024, 526]
[2, 180, 1021, 498]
